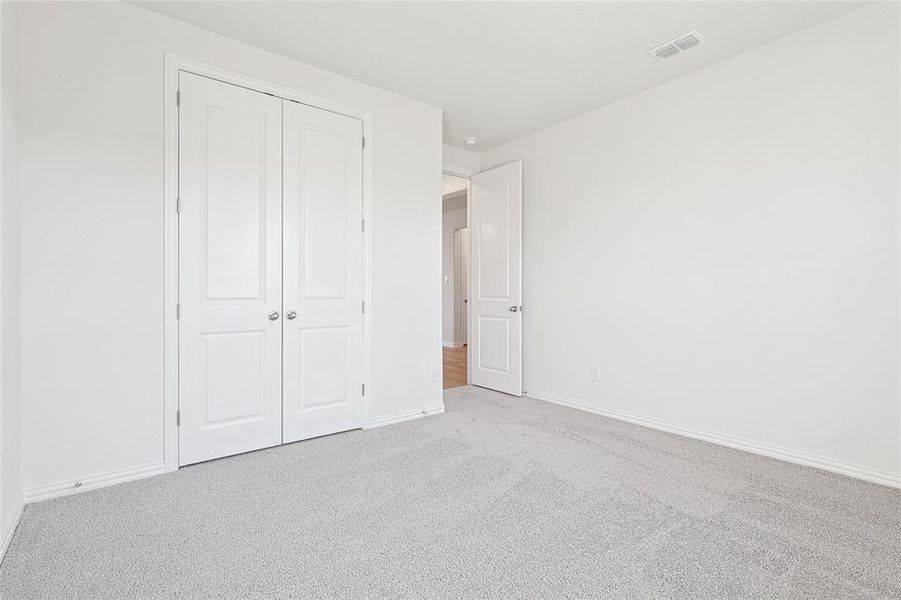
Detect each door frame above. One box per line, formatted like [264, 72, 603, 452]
[163, 53, 374, 473]
[441, 169, 473, 385]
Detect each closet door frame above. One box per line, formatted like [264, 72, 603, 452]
[163, 54, 373, 473]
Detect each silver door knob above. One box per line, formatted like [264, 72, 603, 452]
[268, 311, 279, 321]
[509, 306, 519, 312]
[286, 311, 297, 320]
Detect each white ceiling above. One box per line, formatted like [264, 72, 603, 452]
[135, 1, 862, 150]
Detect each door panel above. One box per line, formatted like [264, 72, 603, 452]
[478, 317, 510, 372]
[203, 106, 268, 300]
[471, 161, 522, 396]
[200, 331, 267, 426]
[298, 326, 349, 409]
[477, 183, 511, 299]
[282, 101, 364, 443]
[178, 72, 283, 465]
[302, 128, 351, 299]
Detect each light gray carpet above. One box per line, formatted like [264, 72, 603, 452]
[2, 386, 900, 599]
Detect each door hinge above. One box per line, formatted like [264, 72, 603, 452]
[362, 137, 365, 150]
[176, 90, 181, 109]
[176, 197, 182, 215]
[361, 219, 366, 233]
[361, 383, 365, 396]
[176, 303, 181, 319]
[361, 301, 365, 314]
[176, 409, 181, 426]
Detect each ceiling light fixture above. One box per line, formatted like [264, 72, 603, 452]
[463, 137, 478, 146]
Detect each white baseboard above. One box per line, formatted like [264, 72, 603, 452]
[527, 390, 901, 489]
[366, 404, 445, 429]
[23, 462, 166, 504]
[0, 499, 24, 565]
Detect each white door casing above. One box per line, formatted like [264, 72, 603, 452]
[178, 72, 284, 465]
[453, 228, 464, 346]
[470, 161, 523, 396]
[282, 101, 365, 443]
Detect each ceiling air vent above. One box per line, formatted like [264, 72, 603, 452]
[648, 31, 706, 61]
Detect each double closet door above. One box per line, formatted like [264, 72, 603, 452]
[177, 72, 364, 466]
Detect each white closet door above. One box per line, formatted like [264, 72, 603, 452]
[178, 72, 283, 465]
[282, 101, 364, 443]
[470, 161, 523, 396]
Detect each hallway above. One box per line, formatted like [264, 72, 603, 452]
[442, 346, 467, 389]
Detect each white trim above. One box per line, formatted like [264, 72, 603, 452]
[442, 163, 477, 178]
[164, 54, 374, 470]
[365, 404, 445, 429]
[528, 390, 901, 489]
[23, 462, 166, 504]
[442, 341, 463, 348]
[897, 3, 901, 492]
[0, 500, 23, 564]
[465, 176, 472, 386]
[361, 109, 374, 433]
[163, 56, 179, 474]
[441, 170, 474, 387]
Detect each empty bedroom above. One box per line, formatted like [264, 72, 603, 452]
[0, 1, 899, 598]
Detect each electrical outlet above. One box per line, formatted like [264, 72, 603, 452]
[590, 365, 601, 381]
[430, 369, 438, 382]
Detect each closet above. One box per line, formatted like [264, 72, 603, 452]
[177, 72, 364, 465]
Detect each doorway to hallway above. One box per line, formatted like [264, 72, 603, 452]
[442, 173, 469, 389]
[440, 161, 522, 393]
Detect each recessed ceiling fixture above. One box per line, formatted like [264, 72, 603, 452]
[463, 137, 478, 146]
[648, 31, 706, 61]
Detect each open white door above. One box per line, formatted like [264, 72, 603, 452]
[470, 161, 522, 396]
[178, 73, 284, 465]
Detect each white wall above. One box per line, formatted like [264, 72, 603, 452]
[482, 4, 901, 483]
[442, 205, 467, 346]
[18, 2, 443, 496]
[443, 144, 480, 176]
[0, 0, 23, 552]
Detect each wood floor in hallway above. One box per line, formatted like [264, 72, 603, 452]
[443, 345, 467, 389]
